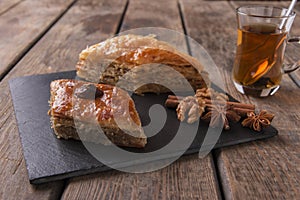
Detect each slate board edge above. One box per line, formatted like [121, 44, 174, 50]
[31, 147, 201, 184]
[8, 78, 35, 183]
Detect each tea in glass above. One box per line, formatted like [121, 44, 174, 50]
[232, 6, 298, 97]
[232, 23, 287, 96]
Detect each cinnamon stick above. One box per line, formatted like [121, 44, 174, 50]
[206, 106, 254, 117]
[165, 99, 179, 108]
[166, 96, 255, 110]
[204, 99, 255, 110]
[233, 108, 254, 117]
[167, 95, 183, 100]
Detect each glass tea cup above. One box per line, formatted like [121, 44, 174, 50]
[232, 6, 300, 97]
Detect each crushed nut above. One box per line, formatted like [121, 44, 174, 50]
[176, 96, 205, 124]
[196, 88, 229, 101]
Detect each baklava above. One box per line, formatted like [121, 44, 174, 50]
[48, 79, 146, 148]
[76, 34, 209, 94]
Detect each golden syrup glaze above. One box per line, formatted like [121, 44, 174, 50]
[49, 79, 141, 127]
[77, 34, 204, 72]
[75, 34, 210, 93]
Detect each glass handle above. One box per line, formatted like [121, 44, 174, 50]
[283, 37, 300, 74]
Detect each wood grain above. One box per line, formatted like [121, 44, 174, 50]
[0, 0, 75, 79]
[181, 0, 300, 199]
[62, 0, 221, 199]
[62, 155, 221, 200]
[0, 0, 23, 15]
[0, 0, 126, 199]
[120, 0, 182, 30]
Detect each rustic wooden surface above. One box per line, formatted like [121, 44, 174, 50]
[62, 154, 220, 200]
[0, 0, 23, 15]
[181, 0, 300, 199]
[0, 0, 75, 79]
[0, 0, 299, 199]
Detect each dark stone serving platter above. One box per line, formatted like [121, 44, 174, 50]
[9, 71, 278, 184]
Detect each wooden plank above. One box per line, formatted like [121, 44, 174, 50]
[0, 0, 75, 80]
[62, 0, 221, 199]
[0, 0, 126, 199]
[0, 0, 24, 15]
[180, 0, 300, 199]
[120, 0, 182, 30]
[62, 155, 220, 200]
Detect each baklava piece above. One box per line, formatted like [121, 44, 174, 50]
[76, 34, 209, 94]
[48, 79, 146, 148]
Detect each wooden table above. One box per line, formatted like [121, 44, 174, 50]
[1, 0, 299, 199]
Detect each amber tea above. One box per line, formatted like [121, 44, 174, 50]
[233, 6, 299, 97]
[232, 23, 287, 96]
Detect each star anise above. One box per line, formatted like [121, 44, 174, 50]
[241, 110, 274, 132]
[176, 96, 206, 124]
[201, 104, 241, 130]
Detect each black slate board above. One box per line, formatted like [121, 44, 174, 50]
[9, 71, 278, 184]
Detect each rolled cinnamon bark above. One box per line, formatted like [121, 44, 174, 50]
[166, 96, 255, 109]
[165, 98, 180, 108]
[167, 95, 183, 100]
[204, 99, 255, 110]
